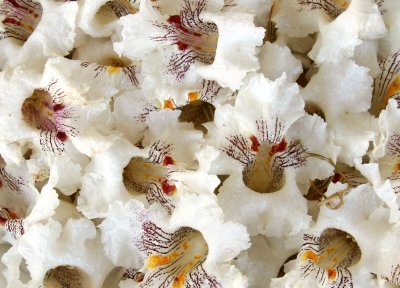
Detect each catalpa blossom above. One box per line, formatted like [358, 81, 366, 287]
[78, 109, 212, 218]
[115, 0, 265, 90]
[100, 197, 250, 288]
[0, 0, 78, 68]
[206, 73, 338, 237]
[0, 0, 399, 287]
[271, 181, 391, 288]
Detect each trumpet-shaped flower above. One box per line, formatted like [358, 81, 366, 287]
[100, 197, 250, 288]
[206, 73, 338, 237]
[115, 0, 264, 90]
[0, 0, 78, 69]
[271, 181, 391, 288]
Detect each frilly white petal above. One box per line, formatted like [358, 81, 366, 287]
[226, 0, 273, 27]
[48, 156, 82, 196]
[196, 10, 265, 90]
[235, 235, 299, 288]
[1, 0, 78, 68]
[259, 42, 303, 82]
[355, 158, 400, 223]
[99, 201, 144, 268]
[302, 60, 378, 163]
[309, 0, 386, 64]
[235, 73, 304, 137]
[78, 138, 143, 219]
[114, 0, 165, 60]
[287, 114, 340, 183]
[218, 169, 311, 238]
[24, 184, 59, 224]
[15, 218, 114, 288]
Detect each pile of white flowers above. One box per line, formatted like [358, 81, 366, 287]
[0, 0, 399, 287]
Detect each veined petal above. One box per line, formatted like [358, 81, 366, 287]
[0, 0, 78, 68]
[78, 0, 138, 38]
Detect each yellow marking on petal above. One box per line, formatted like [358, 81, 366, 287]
[326, 267, 337, 282]
[326, 247, 335, 254]
[302, 251, 318, 263]
[382, 75, 400, 108]
[188, 91, 199, 102]
[173, 272, 185, 288]
[147, 252, 179, 269]
[182, 242, 189, 250]
[107, 66, 121, 75]
[335, 0, 349, 8]
[194, 255, 201, 260]
[163, 99, 174, 109]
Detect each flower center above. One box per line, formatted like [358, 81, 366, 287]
[123, 157, 171, 194]
[0, 0, 42, 43]
[143, 226, 213, 288]
[242, 140, 287, 194]
[301, 229, 361, 283]
[21, 89, 68, 142]
[43, 265, 87, 288]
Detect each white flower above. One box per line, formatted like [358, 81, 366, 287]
[115, 0, 264, 90]
[100, 197, 250, 288]
[272, 181, 391, 288]
[207, 73, 337, 237]
[0, 0, 78, 69]
[79, 109, 207, 218]
[3, 217, 114, 288]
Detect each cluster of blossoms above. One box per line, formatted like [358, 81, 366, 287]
[0, 0, 400, 287]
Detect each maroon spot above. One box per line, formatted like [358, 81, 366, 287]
[53, 103, 65, 112]
[271, 138, 287, 155]
[161, 178, 176, 196]
[176, 41, 188, 51]
[56, 131, 68, 142]
[167, 15, 181, 25]
[163, 155, 175, 166]
[332, 173, 342, 183]
[167, 14, 202, 37]
[0, 217, 6, 225]
[250, 135, 260, 152]
[2, 17, 20, 26]
[0, 179, 2, 188]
